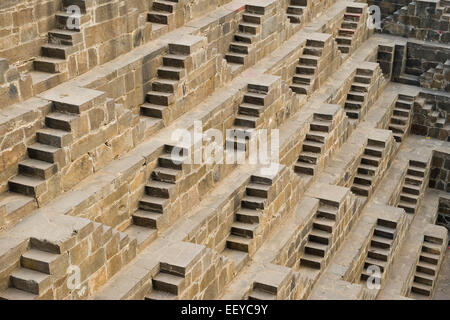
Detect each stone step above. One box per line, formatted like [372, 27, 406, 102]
[354, 75, 372, 84]
[34, 57, 67, 73]
[302, 140, 323, 153]
[287, 5, 305, 15]
[62, 0, 89, 13]
[368, 246, 390, 261]
[298, 151, 319, 164]
[243, 12, 263, 24]
[151, 166, 181, 183]
[139, 195, 169, 213]
[294, 162, 316, 175]
[317, 205, 338, 220]
[10, 268, 51, 295]
[407, 166, 426, 178]
[411, 281, 432, 296]
[153, 0, 177, 13]
[236, 208, 261, 224]
[125, 224, 157, 252]
[360, 268, 382, 282]
[374, 225, 396, 240]
[234, 32, 255, 44]
[151, 78, 179, 93]
[226, 52, 247, 65]
[308, 229, 332, 245]
[296, 64, 316, 75]
[364, 145, 384, 158]
[48, 29, 83, 46]
[8, 175, 47, 197]
[132, 210, 161, 229]
[158, 153, 185, 170]
[145, 180, 176, 199]
[338, 45, 350, 54]
[416, 260, 438, 276]
[226, 234, 251, 252]
[246, 183, 270, 198]
[241, 195, 265, 210]
[230, 41, 250, 54]
[345, 99, 363, 110]
[390, 115, 408, 126]
[18, 159, 58, 180]
[343, 12, 361, 22]
[55, 11, 90, 31]
[238, 22, 260, 35]
[299, 54, 319, 66]
[421, 242, 441, 255]
[400, 192, 419, 204]
[152, 272, 184, 295]
[313, 217, 334, 233]
[45, 112, 79, 131]
[338, 28, 355, 37]
[396, 99, 413, 110]
[414, 271, 435, 287]
[27, 143, 63, 164]
[398, 200, 416, 214]
[157, 66, 185, 80]
[336, 36, 352, 45]
[146, 91, 175, 106]
[234, 114, 258, 128]
[346, 109, 360, 119]
[141, 103, 167, 119]
[41, 43, 77, 60]
[347, 91, 366, 102]
[351, 183, 370, 197]
[304, 241, 328, 257]
[231, 221, 257, 238]
[404, 174, 423, 186]
[290, 83, 310, 95]
[361, 154, 381, 167]
[21, 249, 62, 274]
[300, 253, 323, 269]
[287, 14, 301, 24]
[364, 257, 386, 272]
[303, 47, 323, 57]
[36, 128, 73, 148]
[0, 287, 37, 300]
[310, 120, 331, 132]
[293, 73, 314, 85]
[243, 92, 268, 106]
[351, 83, 369, 93]
[148, 11, 172, 24]
[238, 103, 264, 117]
[357, 163, 377, 175]
[419, 251, 439, 265]
[371, 235, 393, 249]
[389, 123, 405, 134]
[354, 173, 373, 186]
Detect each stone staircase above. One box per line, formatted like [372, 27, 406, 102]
[336, 6, 364, 55]
[124, 144, 189, 250]
[225, 8, 264, 69]
[226, 84, 275, 152]
[33, 0, 90, 76]
[294, 114, 332, 176]
[8, 102, 81, 199]
[359, 218, 398, 285]
[148, 0, 180, 33]
[286, 0, 308, 24]
[290, 39, 326, 96]
[248, 282, 277, 300]
[0, 247, 64, 300]
[388, 95, 414, 142]
[299, 202, 339, 269]
[351, 138, 389, 197]
[409, 235, 446, 299]
[225, 177, 271, 260]
[140, 47, 189, 122]
[145, 269, 185, 300]
[396, 160, 427, 214]
[343, 68, 375, 121]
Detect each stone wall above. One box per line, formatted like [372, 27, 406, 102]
[430, 149, 450, 191]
